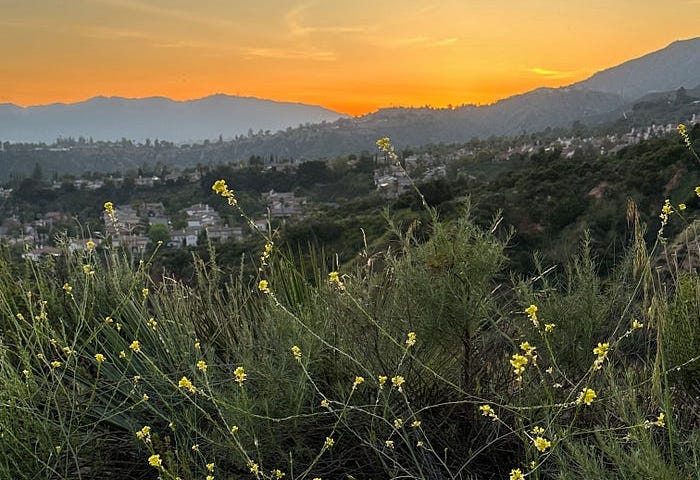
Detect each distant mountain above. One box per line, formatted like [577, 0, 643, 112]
[2, 37, 699, 161]
[199, 37, 700, 159]
[574, 37, 700, 100]
[0, 94, 346, 143]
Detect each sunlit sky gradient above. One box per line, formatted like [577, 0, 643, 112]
[2, 0, 699, 116]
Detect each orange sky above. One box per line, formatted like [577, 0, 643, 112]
[1, 0, 699, 116]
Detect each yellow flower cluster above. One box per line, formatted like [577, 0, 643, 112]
[509, 468, 524, 480]
[678, 123, 692, 149]
[148, 454, 162, 468]
[136, 425, 151, 442]
[291, 345, 302, 361]
[104, 201, 116, 223]
[659, 199, 673, 225]
[525, 304, 539, 327]
[234, 366, 247, 386]
[197, 360, 207, 372]
[324, 437, 334, 448]
[376, 137, 399, 162]
[328, 270, 344, 289]
[405, 331, 417, 347]
[212, 179, 237, 206]
[593, 342, 609, 370]
[391, 375, 405, 392]
[352, 376, 365, 389]
[129, 340, 141, 353]
[577, 387, 597, 406]
[261, 242, 273, 265]
[510, 353, 529, 379]
[533, 436, 552, 452]
[178, 376, 196, 393]
[479, 404, 498, 421]
[271, 468, 284, 478]
[94, 353, 105, 363]
[258, 279, 270, 294]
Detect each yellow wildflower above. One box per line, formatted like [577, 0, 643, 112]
[520, 341, 536, 356]
[533, 436, 551, 452]
[577, 387, 597, 406]
[197, 360, 208, 372]
[147, 317, 157, 330]
[142, 288, 149, 298]
[62, 283, 72, 294]
[142, 393, 149, 401]
[510, 353, 529, 377]
[178, 376, 196, 393]
[544, 323, 556, 333]
[320, 399, 330, 408]
[119, 350, 126, 359]
[531, 426, 545, 435]
[695, 186, 700, 197]
[679, 203, 687, 211]
[593, 342, 609, 369]
[136, 425, 151, 442]
[654, 412, 665, 427]
[104, 316, 113, 324]
[94, 353, 105, 363]
[248, 461, 259, 474]
[291, 345, 302, 360]
[234, 366, 247, 385]
[206, 463, 215, 472]
[509, 468, 524, 480]
[147, 454, 162, 468]
[50, 360, 62, 368]
[272, 469, 284, 479]
[129, 340, 141, 353]
[631, 319, 643, 329]
[258, 279, 270, 294]
[525, 304, 538, 326]
[406, 331, 417, 347]
[378, 375, 388, 387]
[212, 179, 238, 206]
[394, 418, 403, 428]
[391, 375, 405, 392]
[86, 240, 95, 250]
[352, 376, 365, 389]
[191, 444, 200, 452]
[385, 439, 394, 448]
[231, 425, 239, 434]
[324, 437, 334, 448]
[411, 420, 421, 428]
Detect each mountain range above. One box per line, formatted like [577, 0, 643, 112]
[0, 95, 345, 143]
[1, 36, 699, 151]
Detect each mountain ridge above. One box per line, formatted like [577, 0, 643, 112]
[1, 37, 699, 147]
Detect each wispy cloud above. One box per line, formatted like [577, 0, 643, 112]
[79, 25, 155, 41]
[284, 3, 369, 36]
[527, 67, 576, 79]
[384, 36, 458, 48]
[88, 0, 236, 29]
[244, 47, 336, 61]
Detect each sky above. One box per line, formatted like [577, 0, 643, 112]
[1, 0, 700, 116]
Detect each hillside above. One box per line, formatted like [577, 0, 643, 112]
[574, 37, 700, 100]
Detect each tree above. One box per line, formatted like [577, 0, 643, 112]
[148, 224, 170, 245]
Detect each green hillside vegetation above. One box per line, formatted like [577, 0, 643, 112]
[1, 133, 699, 479]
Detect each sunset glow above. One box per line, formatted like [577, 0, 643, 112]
[2, 0, 700, 115]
